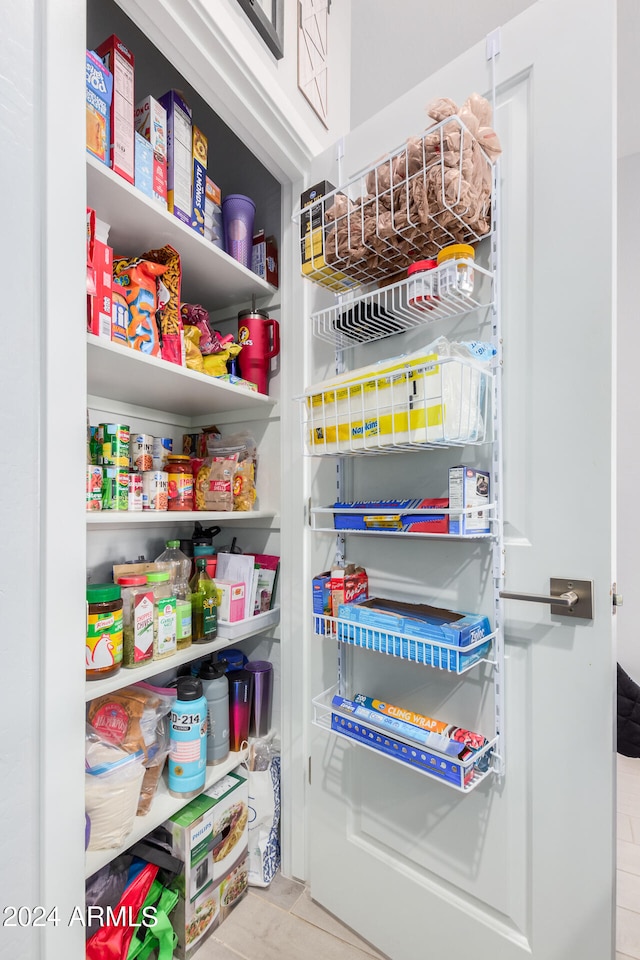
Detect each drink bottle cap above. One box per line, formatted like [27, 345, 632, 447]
[199, 662, 226, 681]
[177, 677, 203, 701]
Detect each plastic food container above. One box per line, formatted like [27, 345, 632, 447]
[167, 455, 194, 511]
[436, 243, 475, 296]
[407, 259, 438, 310]
[86, 583, 123, 680]
[85, 744, 145, 850]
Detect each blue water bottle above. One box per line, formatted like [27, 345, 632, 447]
[168, 677, 207, 799]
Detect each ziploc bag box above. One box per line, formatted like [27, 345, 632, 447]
[154, 769, 247, 959]
[85, 50, 113, 166]
[333, 499, 448, 535]
[159, 90, 193, 225]
[337, 597, 491, 649]
[191, 126, 208, 235]
[448, 466, 491, 535]
[95, 35, 135, 184]
[135, 94, 167, 205]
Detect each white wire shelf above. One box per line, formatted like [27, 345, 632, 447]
[299, 355, 493, 457]
[294, 115, 494, 290]
[314, 615, 495, 674]
[312, 686, 496, 793]
[310, 503, 496, 540]
[312, 261, 494, 349]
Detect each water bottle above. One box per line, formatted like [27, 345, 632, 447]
[199, 660, 230, 766]
[168, 677, 207, 799]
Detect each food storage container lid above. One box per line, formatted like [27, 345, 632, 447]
[407, 259, 438, 276]
[167, 455, 190, 461]
[177, 677, 203, 701]
[436, 243, 475, 264]
[86, 583, 121, 603]
[245, 660, 273, 674]
[117, 575, 147, 586]
[147, 571, 170, 583]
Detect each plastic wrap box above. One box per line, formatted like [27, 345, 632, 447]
[332, 499, 449, 535]
[337, 597, 490, 646]
[448, 466, 491, 535]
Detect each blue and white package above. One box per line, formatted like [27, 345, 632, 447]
[332, 694, 465, 757]
[168, 677, 207, 799]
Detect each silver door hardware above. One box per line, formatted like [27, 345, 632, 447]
[612, 583, 623, 613]
[499, 578, 593, 619]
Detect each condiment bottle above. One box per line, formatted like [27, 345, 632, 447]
[148, 570, 177, 660]
[436, 243, 475, 296]
[407, 258, 439, 310]
[86, 583, 123, 680]
[117, 575, 154, 668]
[189, 558, 218, 643]
[168, 677, 207, 799]
[167, 455, 194, 511]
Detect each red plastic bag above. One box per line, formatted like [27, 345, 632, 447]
[86, 862, 158, 960]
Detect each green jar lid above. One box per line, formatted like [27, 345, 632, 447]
[87, 583, 121, 603]
[166, 540, 180, 548]
[147, 571, 170, 583]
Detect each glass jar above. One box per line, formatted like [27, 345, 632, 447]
[407, 259, 439, 310]
[147, 570, 177, 660]
[117, 575, 154, 668]
[436, 243, 475, 297]
[167, 455, 194, 512]
[86, 583, 123, 680]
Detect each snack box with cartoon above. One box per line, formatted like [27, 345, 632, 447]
[332, 498, 449, 535]
[152, 769, 248, 960]
[337, 597, 491, 650]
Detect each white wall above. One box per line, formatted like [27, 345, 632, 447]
[617, 151, 640, 681]
[349, 0, 536, 128]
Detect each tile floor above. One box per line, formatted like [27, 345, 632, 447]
[200, 758, 639, 960]
[618, 754, 640, 959]
[200, 872, 388, 960]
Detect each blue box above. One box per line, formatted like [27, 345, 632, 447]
[330, 713, 477, 787]
[312, 571, 332, 634]
[332, 498, 449, 534]
[86, 50, 113, 166]
[337, 597, 491, 648]
[134, 132, 154, 200]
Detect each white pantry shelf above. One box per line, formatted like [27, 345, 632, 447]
[87, 334, 275, 417]
[86, 509, 278, 529]
[87, 155, 275, 310]
[85, 749, 248, 878]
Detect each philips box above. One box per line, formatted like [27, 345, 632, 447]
[134, 95, 167, 206]
[448, 466, 491, 535]
[332, 498, 449, 535]
[134, 131, 154, 200]
[85, 50, 113, 166]
[95, 35, 135, 184]
[159, 90, 193, 225]
[191, 126, 208, 235]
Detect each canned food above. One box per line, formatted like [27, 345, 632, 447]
[130, 434, 153, 472]
[102, 466, 129, 510]
[86, 465, 103, 511]
[98, 423, 130, 467]
[128, 473, 143, 511]
[142, 470, 169, 511]
[152, 437, 173, 471]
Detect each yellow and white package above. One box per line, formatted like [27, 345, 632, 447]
[303, 338, 494, 454]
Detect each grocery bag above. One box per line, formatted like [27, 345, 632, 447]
[247, 755, 281, 887]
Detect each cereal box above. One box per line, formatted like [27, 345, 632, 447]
[134, 95, 167, 206]
[204, 177, 223, 246]
[191, 126, 208, 236]
[158, 90, 193, 225]
[95, 35, 135, 184]
[134, 132, 154, 200]
[312, 571, 332, 634]
[251, 232, 278, 287]
[85, 50, 113, 166]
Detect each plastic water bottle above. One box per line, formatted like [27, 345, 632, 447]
[199, 661, 229, 765]
[168, 677, 207, 799]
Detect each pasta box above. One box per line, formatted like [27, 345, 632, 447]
[337, 597, 491, 648]
[332, 499, 449, 535]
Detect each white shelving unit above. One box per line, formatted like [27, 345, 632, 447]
[86, 509, 278, 528]
[297, 122, 504, 792]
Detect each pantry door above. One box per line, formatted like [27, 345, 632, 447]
[307, 3, 617, 959]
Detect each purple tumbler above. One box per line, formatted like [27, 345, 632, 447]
[245, 660, 273, 737]
[223, 194, 255, 269]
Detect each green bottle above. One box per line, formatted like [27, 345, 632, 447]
[189, 558, 218, 643]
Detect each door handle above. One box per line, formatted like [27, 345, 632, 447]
[499, 578, 593, 619]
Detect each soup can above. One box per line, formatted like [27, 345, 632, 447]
[86, 465, 103, 511]
[152, 437, 173, 470]
[130, 434, 153, 472]
[128, 473, 144, 511]
[98, 423, 130, 467]
[102, 466, 129, 511]
[142, 471, 168, 511]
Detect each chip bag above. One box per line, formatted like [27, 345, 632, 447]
[141, 245, 183, 365]
[112, 257, 167, 356]
[184, 324, 204, 373]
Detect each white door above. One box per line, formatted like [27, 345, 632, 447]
[306, 3, 616, 959]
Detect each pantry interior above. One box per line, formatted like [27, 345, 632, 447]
[2, 1, 622, 959]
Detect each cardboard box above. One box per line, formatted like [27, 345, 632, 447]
[300, 180, 358, 292]
[330, 563, 368, 618]
[312, 571, 332, 634]
[212, 374, 257, 392]
[218, 852, 248, 920]
[88, 239, 113, 339]
[332, 499, 449, 535]
[95, 35, 135, 184]
[251, 231, 279, 287]
[204, 177, 223, 246]
[134, 132, 154, 200]
[134, 95, 167, 205]
[153, 769, 248, 960]
[216, 580, 246, 623]
[337, 597, 491, 649]
[191, 126, 208, 235]
[111, 289, 129, 345]
[159, 90, 193, 225]
[85, 50, 112, 166]
[448, 466, 491, 535]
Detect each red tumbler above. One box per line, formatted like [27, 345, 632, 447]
[237, 309, 280, 395]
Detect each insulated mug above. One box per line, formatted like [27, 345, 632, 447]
[222, 194, 255, 268]
[228, 669, 253, 752]
[237, 309, 280, 395]
[245, 660, 273, 738]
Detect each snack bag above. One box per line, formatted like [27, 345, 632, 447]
[141, 244, 183, 365]
[112, 257, 167, 356]
[184, 324, 204, 372]
[195, 455, 237, 511]
[181, 302, 216, 354]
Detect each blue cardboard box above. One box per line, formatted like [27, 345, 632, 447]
[332, 498, 449, 534]
[134, 132, 154, 200]
[86, 50, 113, 166]
[337, 597, 491, 649]
[312, 571, 332, 634]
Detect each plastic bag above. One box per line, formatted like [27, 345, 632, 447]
[195, 455, 237, 512]
[183, 324, 204, 372]
[112, 258, 167, 356]
[141, 245, 183, 365]
[180, 303, 216, 355]
[246, 742, 280, 887]
[205, 433, 258, 511]
[85, 726, 146, 850]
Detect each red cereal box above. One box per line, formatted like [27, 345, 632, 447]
[330, 563, 368, 618]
